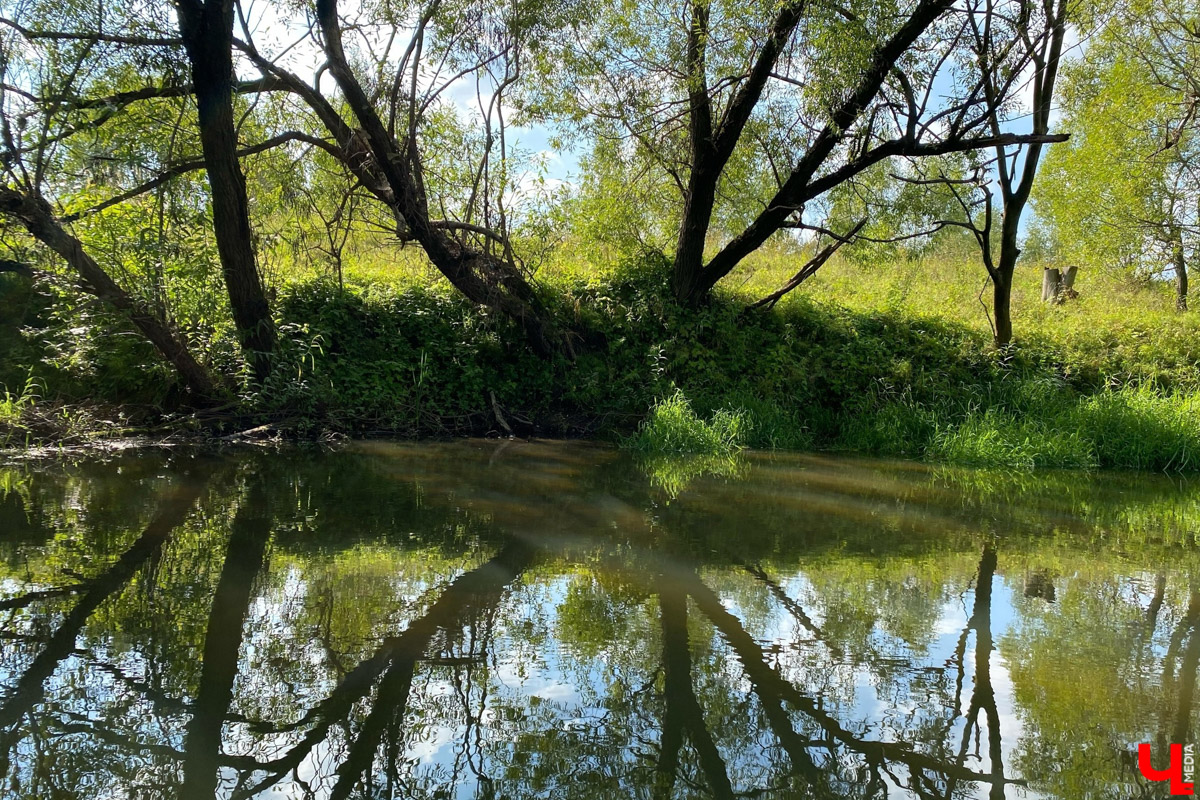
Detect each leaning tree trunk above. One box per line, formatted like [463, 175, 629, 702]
[0, 188, 220, 400]
[177, 0, 276, 382]
[312, 0, 565, 357]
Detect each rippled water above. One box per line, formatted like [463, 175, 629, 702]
[0, 440, 1197, 799]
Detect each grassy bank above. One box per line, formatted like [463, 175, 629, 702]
[2, 249, 1199, 471]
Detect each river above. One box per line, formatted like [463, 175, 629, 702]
[0, 440, 1195, 798]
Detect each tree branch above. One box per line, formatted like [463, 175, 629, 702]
[0, 17, 181, 47]
[61, 131, 341, 222]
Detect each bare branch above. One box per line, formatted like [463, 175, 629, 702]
[0, 17, 181, 47]
[750, 218, 867, 309]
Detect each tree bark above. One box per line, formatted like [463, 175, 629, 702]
[0, 187, 220, 400]
[1173, 228, 1189, 311]
[176, 0, 276, 381]
[672, 0, 720, 305]
[992, 272, 1014, 347]
[1041, 267, 1061, 302]
[673, 171, 720, 306]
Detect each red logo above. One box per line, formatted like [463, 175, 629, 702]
[1139, 743, 1196, 795]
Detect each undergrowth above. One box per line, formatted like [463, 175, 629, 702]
[3, 251, 1199, 471]
[626, 391, 746, 455]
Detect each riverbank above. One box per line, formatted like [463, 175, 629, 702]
[3, 253, 1198, 470]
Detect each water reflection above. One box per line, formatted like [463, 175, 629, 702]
[0, 441, 1197, 798]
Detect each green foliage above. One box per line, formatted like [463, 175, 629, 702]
[1074, 388, 1200, 471]
[7, 243, 1200, 473]
[0, 373, 39, 446]
[625, 390, 747, 455]
[1034, 0, 1198, 282]
[636, 452, 748, 499]
[926, 409, 1095, 470]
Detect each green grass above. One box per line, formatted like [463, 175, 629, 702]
[637, 452, 747, 499]
[834, 387, 1200, 471]
[1074, 388, 1200, 471]
[6, 240, 1200, 472]
[625, 390, 747, 455]
[0, 374, 40, 447]
[925, 409, 1095, 470]
[0, 376, 36, 423]
[733, 238, 1200, 393]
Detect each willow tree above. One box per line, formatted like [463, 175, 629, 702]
[0, 0, 286, 388]
[539, 0, 1068, 308]
[204, 0, 586, 356]
[0, 2, 223, 398]
[3, 0, 580, 375]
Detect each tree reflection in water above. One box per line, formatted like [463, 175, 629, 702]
[0, 441, 1197, 798]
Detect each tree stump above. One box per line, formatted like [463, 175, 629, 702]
[1043, 266, 1079, 304]
[1041, 267, 1061, 302]
[1024, 570, 1057, 602]
[1059, 265, 1079, 301]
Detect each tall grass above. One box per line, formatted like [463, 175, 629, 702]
[925, 409, 1095, 470]
[0, 374, 39, 447]
[625, 390, 746, 455]
[1074, 388, 1200, 471]
[833, 387, 1200, 472]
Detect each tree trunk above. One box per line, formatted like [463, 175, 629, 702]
[981, 0, 1065, 347]
[672, 0, 954, 304]
[311, 0, 565, 357]
[1061, 265, 1078, 293]
[1173, 229, 1188, 312]
[673, 171, 719, 306]
[0, 188, 220, 400]
[992, 180, 1024, 346]
[993, 270, 1013, 347]
[177, 0, 276, 382]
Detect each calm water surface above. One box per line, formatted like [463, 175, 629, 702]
[0, 440, 1197, 799]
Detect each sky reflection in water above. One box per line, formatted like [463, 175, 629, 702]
[0, 440, 1196, 799]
